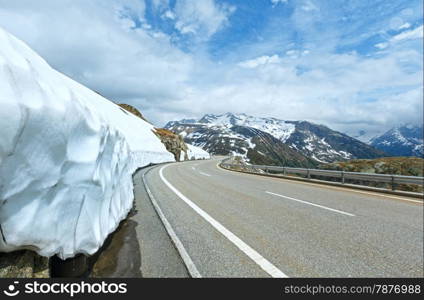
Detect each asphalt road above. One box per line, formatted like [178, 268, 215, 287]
[140, 158, 423, 277]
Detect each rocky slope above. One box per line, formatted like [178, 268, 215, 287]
[118, 104, 209, 161]
[284, 121, 385, 162]
[117, 103, 149, 122]
[370, 124, 423, 157]
[166, 113, 386, 164]
[153, 128, 189, 162]
[166, 121, 317, 167]
[0, 251, 49, 278]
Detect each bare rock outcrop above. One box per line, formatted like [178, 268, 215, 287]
[0, 251, 49, 278]
[117, 103, 149, 123]
[116, 103, 190, 162]
[153, 128, 188, 162]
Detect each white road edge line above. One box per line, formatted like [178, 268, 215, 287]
[142, 172, 202, 278]
[266, 191, 355, 217]
[160, 164, 288, 278]
[270, 180, 424, 204]
[199, 171, 211, 177]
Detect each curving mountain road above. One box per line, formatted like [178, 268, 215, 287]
[137, 158, 423, 278]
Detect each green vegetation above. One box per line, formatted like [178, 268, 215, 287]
[319, 157, 423, 192]
[319, 157, 423, 177]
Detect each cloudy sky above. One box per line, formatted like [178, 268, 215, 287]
[0, 0, 422, 137]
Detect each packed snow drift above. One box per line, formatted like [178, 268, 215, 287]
[0, 27, 208, 259]
[185, 144, 210, 160]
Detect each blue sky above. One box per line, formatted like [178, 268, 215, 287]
[139, 0, 423, 59]
[0, 0, 422, 137]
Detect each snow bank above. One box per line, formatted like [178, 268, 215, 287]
[185, 144, 210, 160]
[0, 27, 174, 259]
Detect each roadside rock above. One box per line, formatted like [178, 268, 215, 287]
[116, 103, 189, 162]
[0, 251, 49, 278]
[153, 128, 188, 162]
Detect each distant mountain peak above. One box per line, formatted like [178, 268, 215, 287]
[370, 124, 423, 157]
[166, 113, 386, 164]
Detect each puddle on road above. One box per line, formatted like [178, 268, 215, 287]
[88, 206, 142, 278]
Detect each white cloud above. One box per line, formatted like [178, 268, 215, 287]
[271, 0, 288, 5]
[173, 0, 235, 39]
[374, 23, 423, 50]
[376, 25, 423, 50]
[0, 0, 193, 109]
[398, 22, 411, 30]
[0, 0, 421, 135]
[301, 1, 319, 12]
[152, 0, 169, 10]
[163, 10, 175, 20]
[238, 55, 281, 68]
[391, 25, 423, 42]
[375, 42, 388, 49]
[184, 46, 423, 135]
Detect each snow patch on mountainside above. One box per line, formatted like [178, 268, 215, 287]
[239, 115, 335, 161]
[198, 113, 296, 142]
[0, 27, 174, 259]
[185, 144, 210, 160]
[300, 134, 353, 162]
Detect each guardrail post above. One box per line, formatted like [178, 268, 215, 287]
[283, 167, 286, 175]
[391, 175, 396, 191]
[307, 169, 310, 179]
[341, 171, 345, 184]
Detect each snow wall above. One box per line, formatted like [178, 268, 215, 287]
[0, 27, 186, 259]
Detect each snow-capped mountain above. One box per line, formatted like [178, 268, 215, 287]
[166, 113, 386, 164]
[169, 121, 317, 167]
[370, 124, 423, 157]
[197, 113, 296, 142]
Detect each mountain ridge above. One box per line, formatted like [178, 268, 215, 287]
[370, 124, 423, 157]
[166, 112, 387, 165]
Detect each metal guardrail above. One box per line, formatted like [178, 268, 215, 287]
[220, 160, 424, 191]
